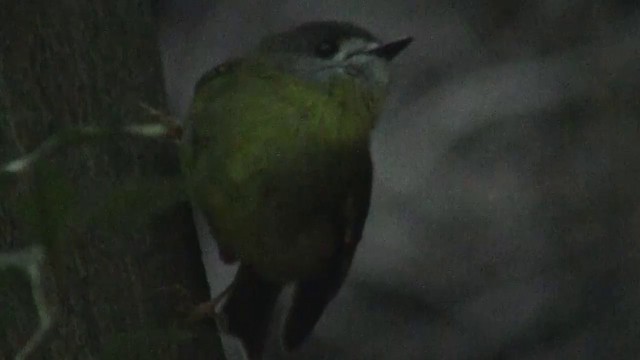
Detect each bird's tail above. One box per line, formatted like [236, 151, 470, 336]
[222, 264, 283, 359]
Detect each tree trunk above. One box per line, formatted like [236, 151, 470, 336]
[0, 1, 222, 358]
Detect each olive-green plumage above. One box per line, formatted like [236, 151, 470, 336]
[184, 58, 377, 281]
[180, 21, 411, 358]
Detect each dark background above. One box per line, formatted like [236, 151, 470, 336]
[154, 1, 640, 359]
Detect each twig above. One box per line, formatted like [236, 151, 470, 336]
[138, 102, 183, 140]
[0, 121, 183, 176]
[0, 245, 53, 360]
[138, 102, 178, 124]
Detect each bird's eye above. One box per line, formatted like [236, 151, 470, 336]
[315, 40, 339, 58]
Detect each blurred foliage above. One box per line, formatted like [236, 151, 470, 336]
[1, 159, 189, 259]
[77, 175, 188, 238]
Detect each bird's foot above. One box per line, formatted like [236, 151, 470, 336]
[187, 282, 234, 325]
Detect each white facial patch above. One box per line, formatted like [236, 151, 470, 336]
[331, 39, 389, 89]
[335, 39, 380, 61]
[290, 38, 390, 89]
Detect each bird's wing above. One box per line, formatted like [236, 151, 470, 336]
[182, 59, 243, 264]
[282, 151, 373, 350]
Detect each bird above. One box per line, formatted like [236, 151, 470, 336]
[181, 20, 412, 358]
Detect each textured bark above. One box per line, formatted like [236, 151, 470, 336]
[0, 1, 222, 359]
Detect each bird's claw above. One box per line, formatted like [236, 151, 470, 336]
[187, 282, 235, 327]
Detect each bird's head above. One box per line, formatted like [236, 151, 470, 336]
[255, 21, 412, 93]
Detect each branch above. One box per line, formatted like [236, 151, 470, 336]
[0, 245, 52, 360]
[1, 104, 182, 176]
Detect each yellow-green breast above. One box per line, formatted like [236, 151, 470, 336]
[182, 59, 381, 281]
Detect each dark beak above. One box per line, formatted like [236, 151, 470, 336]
[368, 36, 413, 60]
